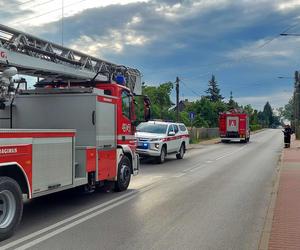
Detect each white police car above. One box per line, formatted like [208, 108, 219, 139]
[135, 121, 189, 163]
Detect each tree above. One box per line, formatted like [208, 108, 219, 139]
[262, 102, 274, 127]
[187, 97, 227, 127]
[141, 82, 174, 120]
[281, 97, 294, 121]
[258, 102, 273, 127]
[228, 91, 239, 110]
[257, 102, 280, 128]
[205, 75, 224, 102]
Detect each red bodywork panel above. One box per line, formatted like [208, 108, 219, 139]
[0, 131, 76, 198]
[86, 148, 97, 173]
[98, 149, 117, 181]
[0, 144, 32, 194]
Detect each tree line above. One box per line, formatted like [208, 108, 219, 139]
[136, 75, 282, 130]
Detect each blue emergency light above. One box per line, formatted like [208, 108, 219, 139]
[116, 75, 126, 85]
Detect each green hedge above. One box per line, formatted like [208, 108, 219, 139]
[250, 124, 262, 131]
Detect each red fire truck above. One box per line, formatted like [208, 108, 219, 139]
[0, 24, 149, 240]
[219, 110, 250, 143]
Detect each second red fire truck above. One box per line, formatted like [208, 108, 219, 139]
[0, 24, 149, 240]
[219, 110, 250, 143]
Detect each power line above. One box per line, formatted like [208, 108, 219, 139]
[13, 0, 89, 25]
[15, 0, 34, 7]
[7, 0, 52, 8]
[25, 0, 56, 9]
[180, 79, 203, 97]
[177, 21, 300, 84]
[185, 20, 300, 80]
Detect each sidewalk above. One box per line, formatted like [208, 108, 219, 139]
[268, 136, 300, 250]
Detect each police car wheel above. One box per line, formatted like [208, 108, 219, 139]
[157, 146, 166, 164]
[176, 144, 185, 160]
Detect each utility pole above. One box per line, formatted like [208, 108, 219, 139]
[294, 71, 300, 139]
[280, 33, 300, 139]
[61, 0, 64, 46]
[176, 77, 179, 122]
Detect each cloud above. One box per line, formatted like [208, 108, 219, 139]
[224, 34, 300, 69]
[276, 0, 300, 12]
[1, 0, 300, 107]
[235, 91, 293, 110]
[6, 0, 150, 27]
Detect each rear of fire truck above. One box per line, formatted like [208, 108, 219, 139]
[219, 111, 250, 143]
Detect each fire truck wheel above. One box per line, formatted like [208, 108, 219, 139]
[0, 177, 23, 241]
[176, 144, 185, 160]
[157, 146, 167, 164]
[115, 156, 131, 192]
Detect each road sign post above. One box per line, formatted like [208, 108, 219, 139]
[189, 111, 196, 127]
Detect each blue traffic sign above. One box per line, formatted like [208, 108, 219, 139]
[189, 112, 196, 121]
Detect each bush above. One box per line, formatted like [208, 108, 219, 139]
[250, 124, 262, 131]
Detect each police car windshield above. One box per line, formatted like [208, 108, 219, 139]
[137, 123, 168, 134]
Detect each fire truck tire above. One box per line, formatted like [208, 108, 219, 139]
[156, 146, 167, 164]
[176, 143, 185, 159]
[0, 177, 23, 241]
[114, 156, 131, 192]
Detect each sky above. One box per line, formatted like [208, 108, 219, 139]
[0, 0, 300, 110]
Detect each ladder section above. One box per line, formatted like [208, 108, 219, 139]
[0, 24, 141, 94]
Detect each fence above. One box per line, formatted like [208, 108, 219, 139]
[188, 127, 219, 142]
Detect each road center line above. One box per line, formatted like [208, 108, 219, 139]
[172, 173, 186, 178]
[189, 165, 205, 172]
[214, 145, 247, 161]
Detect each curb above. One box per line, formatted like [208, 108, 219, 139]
[258, 150, 283, 250]
[188, 138, 219, 149]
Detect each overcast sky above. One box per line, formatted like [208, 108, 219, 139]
[1, 0, 300, 110]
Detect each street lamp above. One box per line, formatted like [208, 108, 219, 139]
[278, 76, 294, 79]
[280, 33, 300, 36]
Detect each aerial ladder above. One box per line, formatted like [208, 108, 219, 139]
[0, 24, 142, 100]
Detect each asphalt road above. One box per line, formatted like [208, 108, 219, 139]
[0, 129, 283, 250]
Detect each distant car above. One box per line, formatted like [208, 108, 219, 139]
[135, 121, 189, 163]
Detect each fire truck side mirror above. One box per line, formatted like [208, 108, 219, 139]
[144, 107, 151, 122]
[143, 96, 151, 122]
[132, 120, 140, 127]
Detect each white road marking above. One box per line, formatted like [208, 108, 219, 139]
[189, 166, 205, 172]
[183, 165, 201, 172]
[205, 160, 213, 163]
[15, 195, 138, 250]
[1, 183, 158, 250]
[172, 173, 186, 178]
[214, 145, 247, 161]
